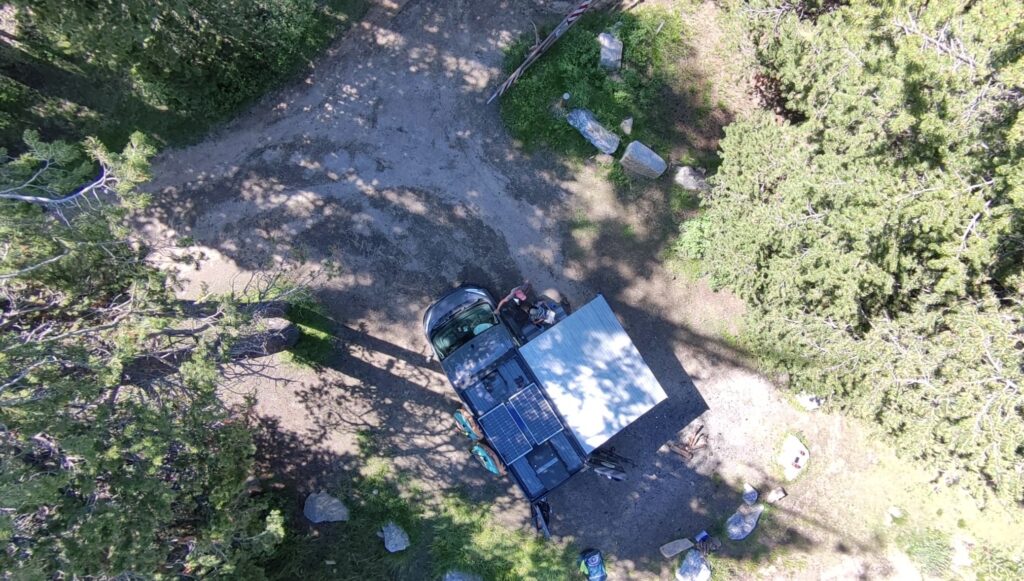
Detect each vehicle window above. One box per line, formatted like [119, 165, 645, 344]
[431, 302, 496, 359]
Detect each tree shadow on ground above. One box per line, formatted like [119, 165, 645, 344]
[137, 0, 853, 577]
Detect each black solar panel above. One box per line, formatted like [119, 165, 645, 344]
[479, 404, 532, 464]
[510, 384, 563, 444]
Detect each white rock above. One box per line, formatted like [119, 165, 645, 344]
[620, 117, 633, 135]
[620, 141, 667, 178]
[598, 32, 623, 71]
[796, 392, 822, 411]
[777, 435, 810, 481]
[742, 483, 759, 505]
[303, 491, 349, 523]
[674, 166, 709, 191]
[660, 538, 694, 558]
[765, 487, 787, 504]
[379, 521, 410, 552]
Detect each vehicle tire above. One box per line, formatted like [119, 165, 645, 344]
[470, 443, 506, 476]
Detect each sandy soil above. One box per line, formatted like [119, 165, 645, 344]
[136, 1, 1020, 579]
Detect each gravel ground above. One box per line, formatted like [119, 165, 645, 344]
[133, 1, 1010, 578]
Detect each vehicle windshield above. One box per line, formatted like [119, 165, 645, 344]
[431, 302, 497, 359]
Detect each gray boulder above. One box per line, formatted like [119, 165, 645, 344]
[443, 572, 484, 581]
[674, 166, 710, 191]
[725, 503, 765, 540]
[567, 109, 620, 154]
[675, 549, 711, 581]
[379, 521, 410, 552]
[303, 491, 349, 523]
[598, 32, 623, 71]
[620, 141, 667, 178]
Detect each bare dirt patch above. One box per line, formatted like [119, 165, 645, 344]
[138, 1, 1021, 579]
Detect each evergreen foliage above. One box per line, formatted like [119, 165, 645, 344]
[693, 0, 1024, 504]
[0, 133, 284, 577]
[1, 0, 367, 149]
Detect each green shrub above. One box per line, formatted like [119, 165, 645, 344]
[500, 8, 687, 157]
[282, 293, 337, 368]
[5, 0, 369, 149]
[898, 528, 952, 578]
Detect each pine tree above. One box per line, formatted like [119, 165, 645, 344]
[697, 0, 1024, 504]
[0, 132, 291, 576]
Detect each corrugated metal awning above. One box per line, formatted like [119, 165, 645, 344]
[519, 295, 668, 454]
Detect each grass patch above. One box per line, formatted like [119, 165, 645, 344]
[282, 292, 337, 368]
[972, 545, 1024, 580]
[663, 210, 708, 281]
[706, 509, 806, 578]
[569, 207, 598, 233]
[265, 460, 423, 580]
[669, 185, 702, 214]
[500, 7, 688, 157]
[897, 527, 952, 578]
[266, 457, 578, 580]
[430, 495, 578, 580]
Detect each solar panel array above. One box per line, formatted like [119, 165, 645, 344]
[510, 383, 564, 444]
[478, 404, 532, 464]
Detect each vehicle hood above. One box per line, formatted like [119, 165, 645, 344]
[423, 286, 494, 337]
[441, 324, 516, 390]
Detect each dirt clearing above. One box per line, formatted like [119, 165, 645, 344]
[138, 1, 1022, 578]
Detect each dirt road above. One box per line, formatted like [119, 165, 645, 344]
[137, 1, 998, 578]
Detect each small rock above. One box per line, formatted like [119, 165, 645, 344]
[673, 166, 710, 191]
[725, 504, 765, 541]
[303, 491, 349, 523]
[675, 549, 711, 581]
[598, 32, 623, 71]
[567, 109, 620, 154]
[594, 153, 614, 165]
[620, 117, 633, 135]
[796, 392, 823, 411]
[443, 571, 484, 581]
[660, 538, 694, 558]
[884, 506, 905, 526]
[765, 487, 787, 504]
[379, 521, 410, 553]
[324, 560, 336, 566]
[620, 141, 667, 178]
[777, 435, 810, 481]
[742, 483, 759, 505]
